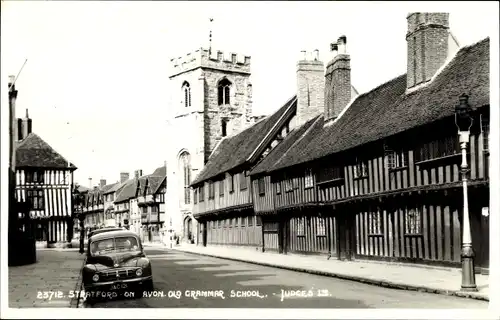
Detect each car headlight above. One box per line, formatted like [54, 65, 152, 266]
[136, 268, 143, 276]
[92, 274, 99, 282]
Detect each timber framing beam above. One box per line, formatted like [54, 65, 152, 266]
[194, 204, 253, 220]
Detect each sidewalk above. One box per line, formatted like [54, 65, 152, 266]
[171, 244, 489, 301]
[8, 249, 86, 308]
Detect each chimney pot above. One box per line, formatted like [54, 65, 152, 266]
[313, 49, 319, 61]
[325, 35, 352, 122]
[337, 36, 347, 54]
[301, 50, 307, 60]
[134, 169, 143, 179]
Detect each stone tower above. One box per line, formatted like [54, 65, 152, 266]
[165, 48, 253, 242]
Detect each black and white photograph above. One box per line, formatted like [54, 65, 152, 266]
[1, 1, 499, 319]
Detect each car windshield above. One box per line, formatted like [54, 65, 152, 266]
[90, 236, 140, 256]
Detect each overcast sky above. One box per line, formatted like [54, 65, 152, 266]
[1, 1, 498, 187]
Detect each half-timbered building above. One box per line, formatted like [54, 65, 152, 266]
[114, 178, 136, 228]
[102, 173, 129, 227]
[137, 169, 167, 242]
[81, 179, 115, 231]
[190, 97, 299, 248]
[14, 110, 77, 246]
[248, 13, 490, 272]
[190, 44, 358, 250]
[83, 187, 104, 230]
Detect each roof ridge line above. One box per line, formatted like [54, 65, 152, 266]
[272, 115, 323, 172]
[246, 95, 297, 162]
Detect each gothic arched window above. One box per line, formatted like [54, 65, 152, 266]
[179, 151, 191, 204]
[182, 81, 191, 108]
[218, 78, 231, 106]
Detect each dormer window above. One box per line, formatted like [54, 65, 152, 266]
[182, 81, 191, 108]
[218, 78, 231, 105]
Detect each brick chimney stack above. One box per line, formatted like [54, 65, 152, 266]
[120, 172, 129, 183]
[406, 13, 449, 90]
[296, 49, 325, 127]
[324, 36, 351, 122]
[88, 177, 92, 189]
[99, 179, 107, 188]
[134, 170, 143, 180]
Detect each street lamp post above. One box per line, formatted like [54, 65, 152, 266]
[455, 93, 477, 292]
[79, 213, 85, 254]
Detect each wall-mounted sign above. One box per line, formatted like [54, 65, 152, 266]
[482, 207, 489, 217]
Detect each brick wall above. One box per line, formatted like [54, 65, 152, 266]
[296, 54, 325, 128]
[406, 13, 449, 89]
[325, 54, 351, 121]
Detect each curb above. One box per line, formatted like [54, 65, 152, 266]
[172, 249, 489, 302]
[70, 255, 86, 308]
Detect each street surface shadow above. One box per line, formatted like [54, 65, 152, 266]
[86, 250, 369, 308]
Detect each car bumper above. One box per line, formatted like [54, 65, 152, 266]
[84, 275, 152, 290]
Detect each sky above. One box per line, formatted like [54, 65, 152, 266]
[1, 1, 498, 187]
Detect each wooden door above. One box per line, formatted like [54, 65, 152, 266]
[337, 210, 356, 261]
[479, 208, 489, 273]
[202, 221, 208, 247]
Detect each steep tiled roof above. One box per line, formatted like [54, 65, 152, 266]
[101, 182, 118, 193]
[85, 188, 103, 205]
[103, 181, 126, 195]
[15, 133, 77, 169]
[114, 179, 137, 203]
[191, 96, 297, 185]
[269, 38, 489, 172]
[137, 177, 148, 195]
[250, 115, 320, 176]
[151, 165, 166, 176]
[148, 176, 165, 195]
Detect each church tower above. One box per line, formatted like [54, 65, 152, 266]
[165, 47, 253, 242]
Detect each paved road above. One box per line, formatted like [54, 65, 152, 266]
[83, 249, 487, 308]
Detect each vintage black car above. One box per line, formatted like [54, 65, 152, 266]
[87, 227, 124, 240]
[83, 230, 153, 301]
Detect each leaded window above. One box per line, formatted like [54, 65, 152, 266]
[218, 78, 231, 105]
[368, 211, 382, 235]
[27, 189, 44, 210]
[258, 177, 265, 195]
[354, 158, 368, 178]
[316, 218, 326, 236]
[297, 217, 305, 236]
[180, 152, 191, 204]
[405, 208, 422, 235]
[305, 168, 314, 188]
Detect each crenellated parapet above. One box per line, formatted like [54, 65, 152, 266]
[170, 48, 251, 77]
